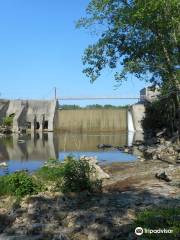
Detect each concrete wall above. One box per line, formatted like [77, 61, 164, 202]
[131, 104, 145, 131]
[55, 109, 127, 132]
[0, 99, 58, 132]
[25, 100, 58, 131]
[6, 100, 27, 132]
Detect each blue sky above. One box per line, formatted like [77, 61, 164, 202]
[0, 0, 147, 106]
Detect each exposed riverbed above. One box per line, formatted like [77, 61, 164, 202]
[0, 159, 179, 240]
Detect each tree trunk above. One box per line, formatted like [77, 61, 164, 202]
[156, 32, 180, 139]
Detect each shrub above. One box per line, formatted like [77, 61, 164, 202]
[36, 156, 102, 193]
[58, 156, 102, 193]
[0, 171, 41, 197]
[3, 116, 14, 127]
[0, 156, 102, 197]
[134, 208, 180, 239]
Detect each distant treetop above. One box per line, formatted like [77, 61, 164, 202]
[59, 104, 129, 110]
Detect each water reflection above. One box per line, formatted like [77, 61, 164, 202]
[57, 132, 128, 152]
[0, 131, 141, 175]
[0, 133, 58, 161]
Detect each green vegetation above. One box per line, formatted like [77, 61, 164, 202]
[35, 166, 63, 182]
[0, 171, 41, 197]
[36, 156, 102, 193]
[134, 208, 180, 239]
[59, 104, 82, 110]
[77, 0, 180, 136]
[0, 156, 102, 198]
[58, 156, 102, 193]
[3, 116, 14, 127]
[35, 158, 64, 182]
[77, 0, 179, 86]
[143, 93, 178, 135]
[59, 104, 128, 110]
[142, 100, 169, 132]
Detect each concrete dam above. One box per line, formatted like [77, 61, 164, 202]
[55, 109, 128, 132]
[0, 99, 145, 132]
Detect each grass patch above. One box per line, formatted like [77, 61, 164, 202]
[36, 165, 63, 182]
[134, 208, 180, 239]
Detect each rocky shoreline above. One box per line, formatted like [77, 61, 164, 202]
[0, 134, 180, 240]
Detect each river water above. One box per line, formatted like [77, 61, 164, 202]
[0, 131, 141, 175]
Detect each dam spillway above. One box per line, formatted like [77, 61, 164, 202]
[55, 108, 128, 132]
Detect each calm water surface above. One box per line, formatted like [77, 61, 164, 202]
[0, 132, 141, 175]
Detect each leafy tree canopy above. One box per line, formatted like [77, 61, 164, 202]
[77, 0, 180, 90]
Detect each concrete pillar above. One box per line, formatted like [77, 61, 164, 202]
[39, 121, 43, 132]
[131, 104, 145, 131]
[31, 116, 36, 132]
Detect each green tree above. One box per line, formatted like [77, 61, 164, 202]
[86, 104, 103, 109]
[77, 0, 180, 135]
[77, 0, 180, 89]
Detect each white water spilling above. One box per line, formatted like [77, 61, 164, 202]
[128, 111, 135, 146]
[128, 111, 135, 132]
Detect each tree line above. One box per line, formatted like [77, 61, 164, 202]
[59, 104, 129, 110]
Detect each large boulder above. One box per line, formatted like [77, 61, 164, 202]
[80, 156, 110, 180]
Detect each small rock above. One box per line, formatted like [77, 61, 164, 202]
[156, 128, 166, 137]
[144, 147, 157, 159]
[133, 140, 144, 146]
[0, 162, 8, 167]
[155, 171, 171, 182]
[138, 145, 146, 151]
[27, 206, 36, 215]
[97, 144, 112, 149]
[114, 146, 124, 151]
[124, 148, 129, 153]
